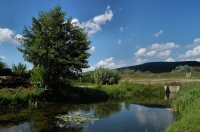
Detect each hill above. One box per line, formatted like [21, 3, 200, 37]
[117, 61, 200, 73]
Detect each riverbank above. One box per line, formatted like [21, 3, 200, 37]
[165, 82, 200, 132]
[0, 80, 166, 108]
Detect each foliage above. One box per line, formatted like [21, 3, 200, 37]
[171, 65, 193, 73]
[90, 67, 121, 84]
[30, 66, 46, 89]
[119, 68, 135, 74]
[80, 72, 92, 83]
[17, 5, 90, 89]
[12, 62, 30, 78]
[0, 60, 12, 76]
[135, 70, 143, 74]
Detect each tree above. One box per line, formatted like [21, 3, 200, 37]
[0, 59, 12, 76]
[12, 62, 30, 79]
[18, 5, 90, 89]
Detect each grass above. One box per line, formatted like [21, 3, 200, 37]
[0, 87, 44, 107]
[90, 79, 166, 100]
[121, 72, 200, 84]
[165, 82, 200, 132]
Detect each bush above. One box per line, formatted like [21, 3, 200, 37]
[90, 67, 121, 84]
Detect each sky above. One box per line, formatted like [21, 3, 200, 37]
[1, 0, 200, 72]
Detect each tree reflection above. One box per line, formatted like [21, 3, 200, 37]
[93, 101, 122, 118]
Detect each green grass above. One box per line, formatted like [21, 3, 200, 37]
[91, 80, 165, 99]
[0, 89, 43, 107]
[165, 82, 200, 132]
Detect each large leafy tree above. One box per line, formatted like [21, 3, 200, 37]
[18, 5, 90, 88]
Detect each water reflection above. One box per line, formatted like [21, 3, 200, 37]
[0, 96, 175, 132]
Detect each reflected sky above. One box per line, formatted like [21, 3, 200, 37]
[0, 102, 175, 132]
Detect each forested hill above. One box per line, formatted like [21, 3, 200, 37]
[117, 61, 200, 73]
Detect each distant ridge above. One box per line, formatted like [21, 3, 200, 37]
[117, 61, 200, 73]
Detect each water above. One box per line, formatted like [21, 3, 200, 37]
[0, 96, 175, 132]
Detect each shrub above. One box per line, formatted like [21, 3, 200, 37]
[90, 67, 121, 84]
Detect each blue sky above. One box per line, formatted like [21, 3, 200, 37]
[0, 0, 200, 71]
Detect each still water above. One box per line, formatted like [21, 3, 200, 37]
[0, 96, 175, 132]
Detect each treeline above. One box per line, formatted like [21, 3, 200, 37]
[117, 61, 200, 73]
[0, 60, 30, 78]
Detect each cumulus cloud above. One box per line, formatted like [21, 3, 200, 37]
[82, 57, 126, 72]
[157, 50, 171, 57]
[118, 39, 121, 44]
[136, 58, 148, 65]
[165, 58, 175, 62]
[146, 50, 156, 57]
[72, 6, 113, 36]
[154, 30, 163, 37]
[150, 42, 179, 51]
[0, 56, 6, 59]
[133, 42, 178, 64]
[186, 38, 200, 48]
[96, 57, 115, 67]
[120, 27, 123, 32]
[179, 46, 200, 58]
[0, 28, 22, 44]
[87, 46, 95, 54]
[82, 66, 96, 72]
[134, 48, 147, 58]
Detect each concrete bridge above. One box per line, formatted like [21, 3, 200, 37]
[164, 86, 180, 93]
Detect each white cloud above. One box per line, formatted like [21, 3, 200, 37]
[146, 50, 156, 57]
[82, 66, 95, 72]
[87, 46, 95, 54]
[186, 38, 200, 48]
[195, 58, 200, 62]
[150, 42, 179, 51]
[179, 46, 200, 58]
[194, 38, 200, 44]
[82, 57, 126, 72]
[157, 50, 171, 57]
[165, 58, 175, 62]
[0, 28, 22, 44]
[96, 57, 114, 67]
[93, 6, 113, 24]
[154, 30, 163, 37]
[120, 27, 123, 32]
[118, 39, 121, 44]
[136, 58, 148, 65]
[0, 56, 6, 59]
[134, 48, 147, 58]
[72, 6, 113, 36]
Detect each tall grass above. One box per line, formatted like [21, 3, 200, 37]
[96, 80, 165, 100]
[165, 82, 200, 132]
[0, 89, 43, 107]
[171, 82, 200, 113]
